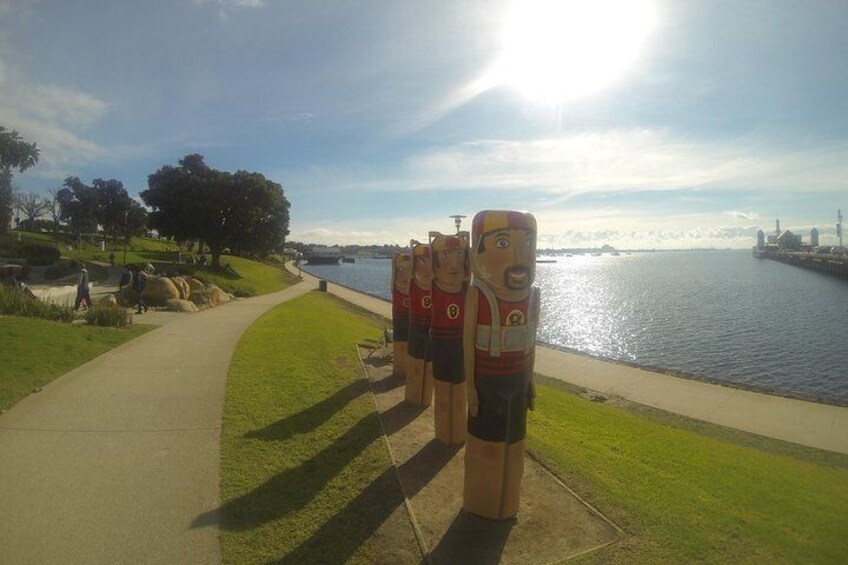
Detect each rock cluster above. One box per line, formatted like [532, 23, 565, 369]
[115, 275, 233, 312]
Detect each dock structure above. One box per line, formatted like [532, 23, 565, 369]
[757, 250, 848, 279]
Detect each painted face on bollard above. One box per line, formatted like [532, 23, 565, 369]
[471, 210, 537, 299]
[393, 254, 412, 293]
[412, 245, 433, 288]
[432, 235, 469, 293]
[480, 229, 536, 293]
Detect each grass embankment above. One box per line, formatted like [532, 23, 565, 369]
[0, 317, 152, 411]
[9, 230, 295, 296]
[220, 292, 411, 564]
[222, 294, 848, 564]
[529, 380, 848, 564]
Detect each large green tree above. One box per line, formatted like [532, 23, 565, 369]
[0, 126, 40, 233]
[142, 154, 290, 268]
[92, 178, 133, 246]
[56, 177, 100, 241]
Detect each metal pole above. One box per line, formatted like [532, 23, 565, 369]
[123, 211, 128, 265]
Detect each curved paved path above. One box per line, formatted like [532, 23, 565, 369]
[0, 280, 314, 565]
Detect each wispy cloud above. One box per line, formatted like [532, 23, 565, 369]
[404, 130, 848, 194]
[283, 129, 848, 198]
[193, 0, 264, 21]
[725, 210, 759, 221]
[0, 55, 108, 180]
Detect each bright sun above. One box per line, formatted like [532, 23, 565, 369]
[491, 0, 658, 104]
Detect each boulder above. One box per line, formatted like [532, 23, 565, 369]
[208, 284, 232, 306]
[165, 298, 199, 313]
[184, 276, 204, 293]
[142, 276, 180, 306]
[189, 289, 213, 307]
[170, 276, 191, 300]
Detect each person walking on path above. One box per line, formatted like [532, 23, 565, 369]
[118, 265, 132, 290]
[74, 266, 91, 310]
[132, 266, 148, 314]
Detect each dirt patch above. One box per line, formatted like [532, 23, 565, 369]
[359, 348, 622, 564]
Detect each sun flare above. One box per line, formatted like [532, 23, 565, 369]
[492, 0, 658, 103]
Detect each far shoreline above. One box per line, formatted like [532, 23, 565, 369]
[300, 265, 848, 409]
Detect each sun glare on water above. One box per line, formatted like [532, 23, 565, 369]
[491, 0, 658, 104]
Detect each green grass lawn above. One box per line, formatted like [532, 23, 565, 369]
[221, 295, 848, 564]
[184, 255, 296, 296]
[219, 292, 412, 564]
[528, 378, 848, 564]
[0, 316, 153, 411]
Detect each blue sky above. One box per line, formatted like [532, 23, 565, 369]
[1, 0, 845, 249]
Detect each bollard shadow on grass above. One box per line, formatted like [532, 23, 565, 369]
[369, 371, 405, 394]
[195, 412, 381, 532]
[269, 467, 403, 565]
[428, 511, 515, 565]
[244, 379, 369, 442]
[397, 439, 462, 498]
[195, 401, 425, 533]
[271, 439, 458, 564]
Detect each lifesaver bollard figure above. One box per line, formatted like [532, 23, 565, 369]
[391, 253, 413, 378]
[405, 241, 434, 406]
[463, 210, 540, 520]
[429, 231, 470, 445]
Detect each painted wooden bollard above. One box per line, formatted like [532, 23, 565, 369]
[429, 231, 470, 445]
[463, 210, 540, 520]
[405, 241, 434, 406]
[391, 253, 412, 378]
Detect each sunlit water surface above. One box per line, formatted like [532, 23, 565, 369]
[304, 252, 848, 405]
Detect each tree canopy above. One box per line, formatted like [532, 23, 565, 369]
[142, 154, 290, 267]
[0, 126, 40, 233]
[57, 176, 147, 244]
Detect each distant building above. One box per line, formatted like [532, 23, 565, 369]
[810, 228, 819, 247]
[776, 230, 802, 251]
[756, 230, 765, 250]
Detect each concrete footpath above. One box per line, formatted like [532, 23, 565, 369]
[297, 266, 848, 455]
[0, 281, 313, 564]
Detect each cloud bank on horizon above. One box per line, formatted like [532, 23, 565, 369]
[1, 0, 845, 249]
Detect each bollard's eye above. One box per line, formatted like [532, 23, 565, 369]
[496, 237, 510, 249]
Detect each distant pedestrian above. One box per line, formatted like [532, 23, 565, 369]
[74, 266, 91, 310]
[109, 252, 116, 266]
[119, 265, 132, 290]
[132, 266, 148, 314]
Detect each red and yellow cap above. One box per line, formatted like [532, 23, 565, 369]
[431, 232, 468, 252]
[472, 210, 537, 243]
[412, 243, 431, 257]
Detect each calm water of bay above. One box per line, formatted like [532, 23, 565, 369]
[304, 251, 848, 405]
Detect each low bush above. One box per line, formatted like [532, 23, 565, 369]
[0, 284, 74, 322]
[18, 241, 60, 266]
[84, 304, 133, 328]
[44, 259, 83, 280]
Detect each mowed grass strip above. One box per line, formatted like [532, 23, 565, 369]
[220, 292, 415, 564]
[0, 316, 153, 411]
[528, 380, 848, 564]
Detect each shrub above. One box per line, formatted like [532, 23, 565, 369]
[18, 241, 60, 266]
[0, 284, 75, 322]
[84, 304, 133, 328]
[44, 259, 83, 280]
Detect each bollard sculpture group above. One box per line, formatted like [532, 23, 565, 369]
[391, 253, 412, 379]
[391, 209, 539, 521]
[429, 231, 470, 445]
[404, 241, 434, 406]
